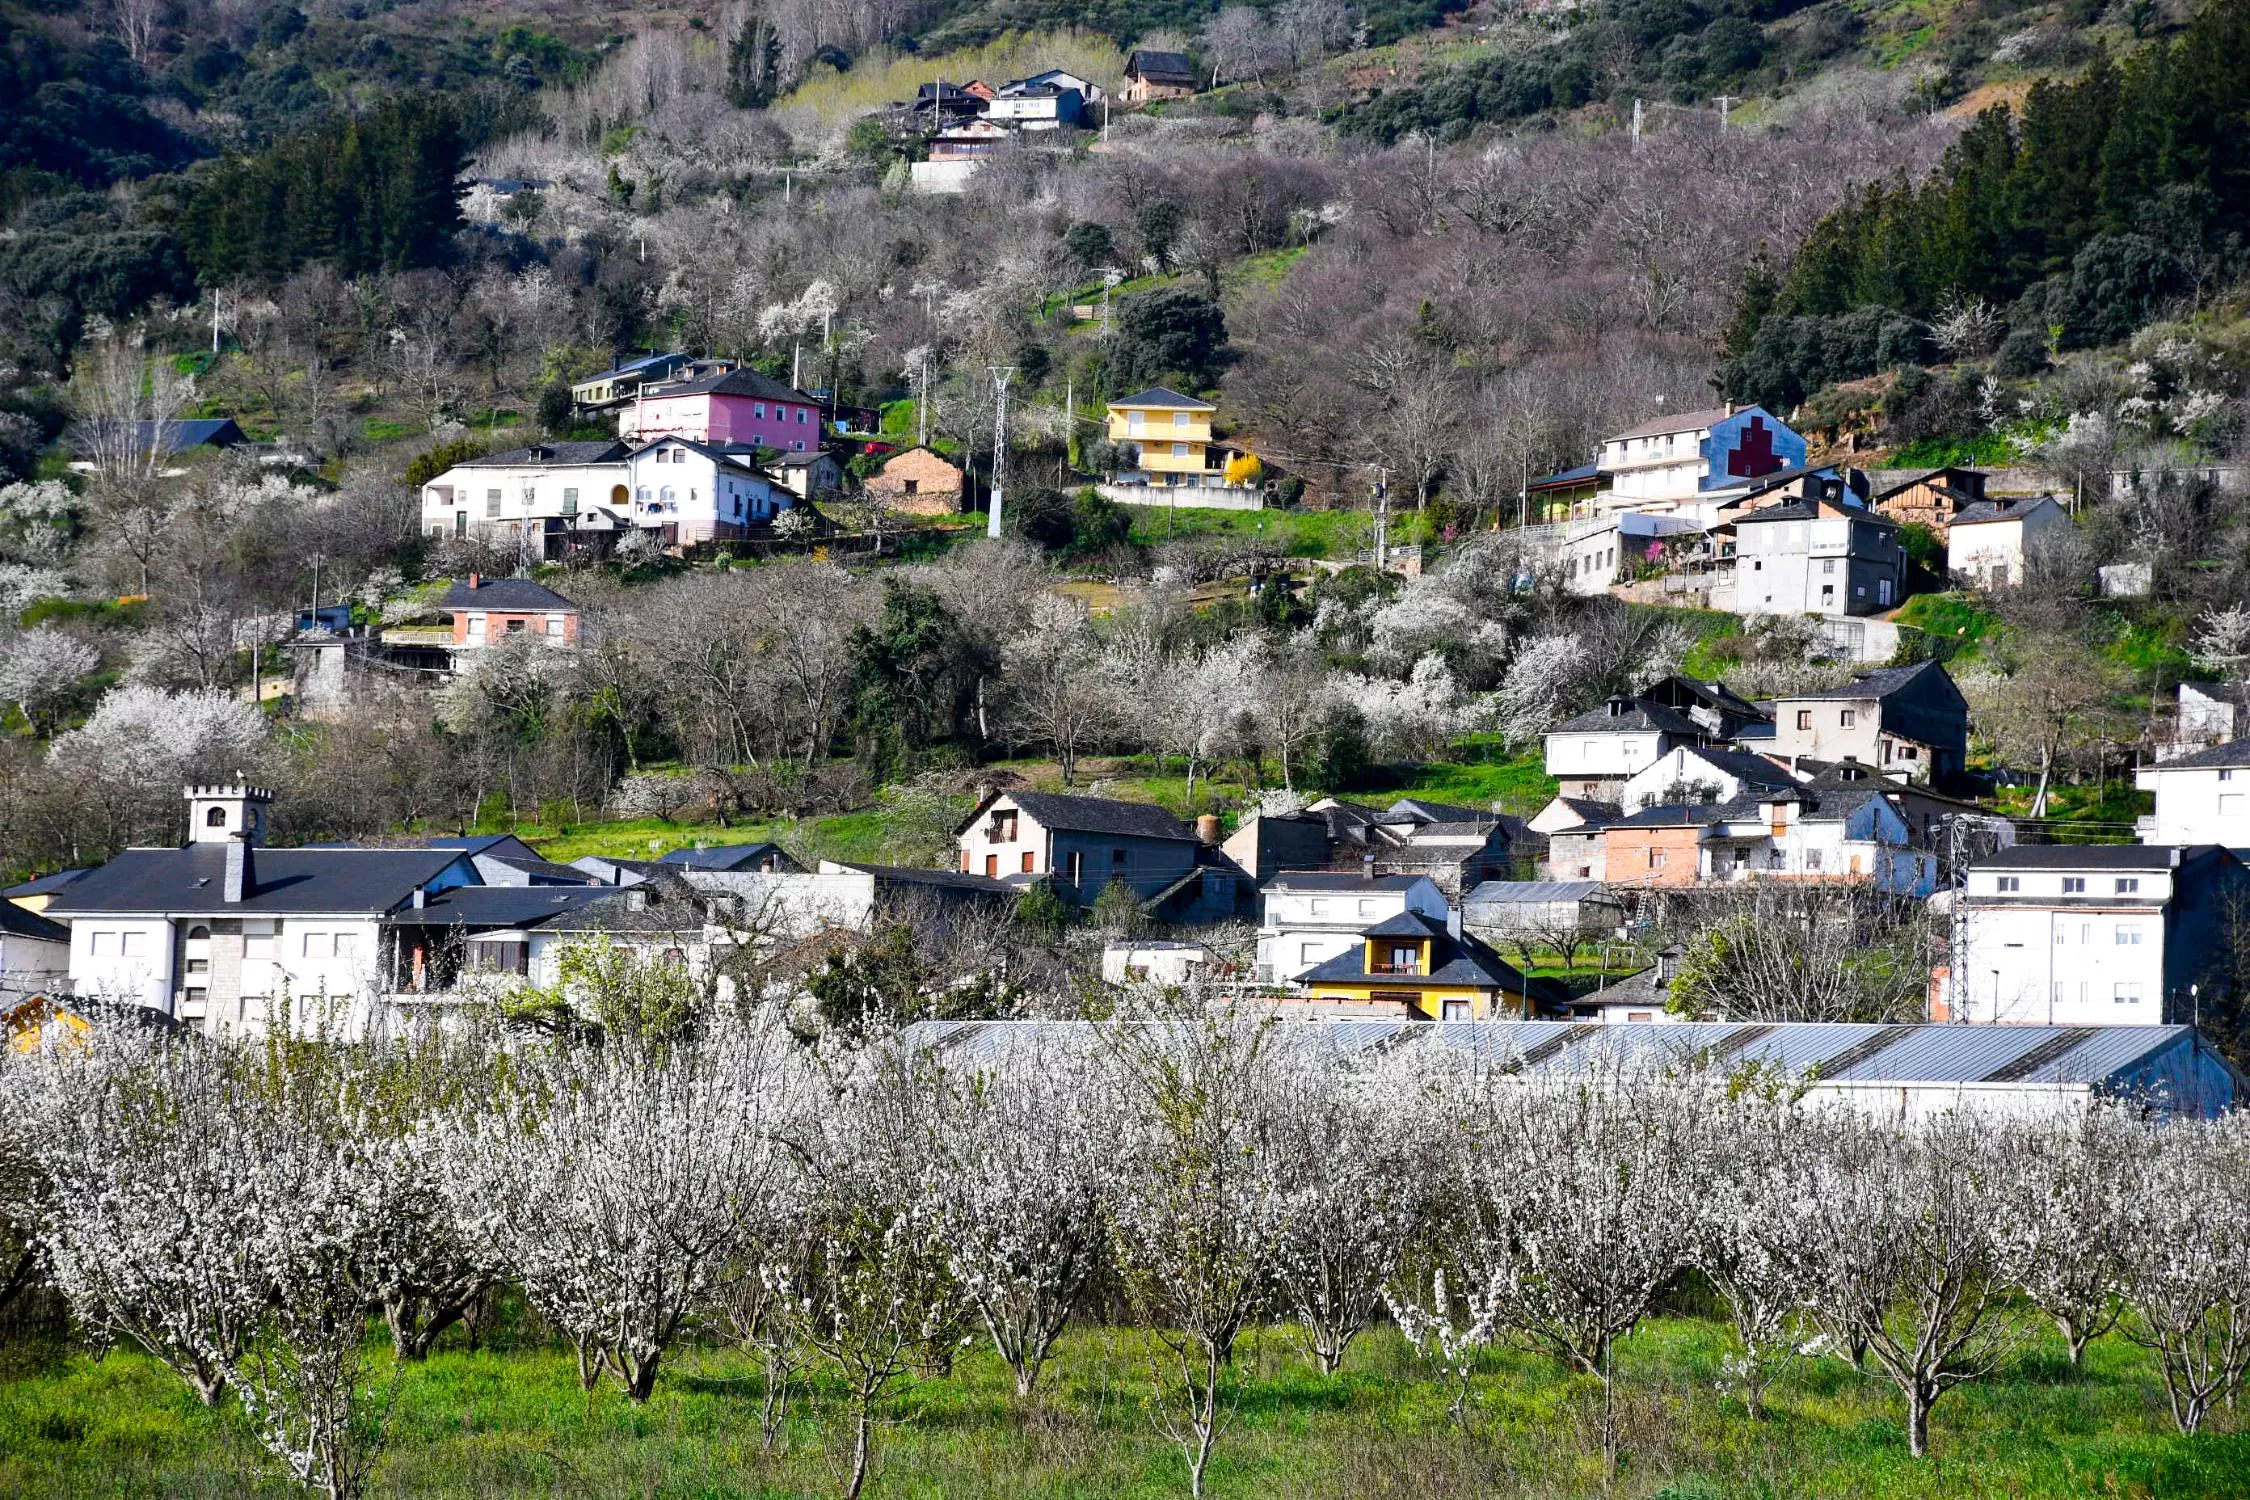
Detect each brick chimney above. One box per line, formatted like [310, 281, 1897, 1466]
[222, 831, 253, 903]
[467, 571, 481, 591]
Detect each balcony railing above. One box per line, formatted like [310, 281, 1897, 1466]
[381, 625, 455, 647]
[1368, 962, 1423, 976]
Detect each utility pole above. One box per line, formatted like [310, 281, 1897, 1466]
[917, 352, 930, 448]
[1370, 468, 1390, 570]
[1714, 94, 1737, 131]
[986, 365, 1016, 540]
[1631, 97, 1644, 149]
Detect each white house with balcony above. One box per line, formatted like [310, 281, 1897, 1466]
[2135, 740, 2250, 847]
[420, 437, 794, 558]
[1255, 872, 1447, 983]
[1943, 844, 2249, 1026]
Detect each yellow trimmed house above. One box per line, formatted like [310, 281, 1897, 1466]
[1298, 910, 1565, 1021]
[1104, 388, 1265, 507]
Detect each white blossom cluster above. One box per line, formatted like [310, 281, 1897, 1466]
[5, 1017, 2249, 1497]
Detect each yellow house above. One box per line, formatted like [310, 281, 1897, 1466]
[1298, 911, 1558, 1021]
[1107, 387, 1220, 486]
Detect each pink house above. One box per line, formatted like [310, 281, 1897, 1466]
[618, 368, 823, 451]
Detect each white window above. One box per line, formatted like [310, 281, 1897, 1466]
[2055, 924, 2066, 945]
[2062, 877, 2085, 893]
[121, 931, 148, 958]
[2116, 878, 2139, 894]
[2222, 794, 2246, 817]
[333, 933, 358, 958]
[2113, 982, 2142, 1005]
[1299, 942, 1318, 964]
[91, 931, 119, 957]
[1996, 876, 2020, 892]
[1172, 442, 1188, 457]
[245, 934, 275, 960]
[303, 931, 324, 957]
[1173, 411, 1189, 429]
[1128, 410, 1145, 433]
[797, 408, 808, 424]
[754, 403, 766, 419]
[2115, 925, 2143, 946]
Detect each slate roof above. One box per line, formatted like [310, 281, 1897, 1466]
[66, 418, 247, 456]
[49, 847, 470, 917]
[1261, 872, 1428, 892]
[1545, 798, 1621, 825]
[394, 884, 636, 929]
[1652, 745, 1799, 791]
[980, 791, 1197, 842]
[1384, 798, 1490, 825]
[647, 368, 816, 404]
[659, 843, 793, 871]
[439, 577, 578, 613]
[1951, 496, 2060, 526]
[827, 862, 1020, 895]
[1975, 844, 2198, 870]
[1605, 406, 1737, 443]
[4, 869, 87, 898]
[0, 901, 68, 942]
[1361, 909, 1450, 938]
[2152, 738, 2250, 770]
[585, 352, 686, 380]
[1733, 496, 1893, 527]
[1127, 48, 1196, 83]
[1111, 387, 1213, 410]
[1550, 698, 1704, 737]
[485, 853, 603, 885]
[1789, 660, 1943, 703]
[461, 440, 629, 467]
[1528, 462, 1600, 490]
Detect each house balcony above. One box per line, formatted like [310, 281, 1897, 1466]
[1368, 962, 1425, 976]
[380, 625, 456, 648]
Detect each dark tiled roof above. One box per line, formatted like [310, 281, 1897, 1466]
[831, 862, 1019, 895]
[659, 843, 794, 872]
[1111, 387, 1212, 410]
[1128, 48, 1196, 82]
[1551, 698, 1705, 737]
[986, 792, 1197, 842]
[1951, 497, 2060, 526]
[0, 901, 67, 942]
[50, 847, 471, 916]
[2154, 739, 2250, 770]
[1549, 798, 1621, 823]
[1607, 802, 1727, 829]
[1528, 463, 1600, 490]
[4, 869, 88, 898]
[647, 368, 816, 404]
[439, 577, 578, 612]
[1262, 872, 1428, 892]
[1384, 798, 1490, 825]
[1787, 660, 1949, 703]
[1664, 746, 1799, 789]
[397, 884, 637, 928]
[1975, 845, 2201, 871]
[66, 418, 247, 455]
[463, 440, 628, 467]
[1361, 909, 1451, 938]
[486, 853, 603, 885]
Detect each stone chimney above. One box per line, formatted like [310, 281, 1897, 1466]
[222, 832, 253, 903]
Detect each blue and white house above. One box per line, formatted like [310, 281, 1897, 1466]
[1592, 403, 1808, 517]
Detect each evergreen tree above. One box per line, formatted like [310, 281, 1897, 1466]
[724, 12, 782, 110]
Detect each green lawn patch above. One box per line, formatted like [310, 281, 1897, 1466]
[1122, 504, 1370, 559]
[5, 1318, 2246, 1498]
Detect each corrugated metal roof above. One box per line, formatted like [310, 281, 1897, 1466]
[897, 1019, 2205, 1088]
[1465, 881, 1610, 905]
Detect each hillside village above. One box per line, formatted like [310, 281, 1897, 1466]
[8, 0, 2250, 1491]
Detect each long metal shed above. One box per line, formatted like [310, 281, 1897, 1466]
[900, 1019, 2238, 1120]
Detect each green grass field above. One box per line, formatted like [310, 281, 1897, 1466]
[3, 1316, 2245, 1498]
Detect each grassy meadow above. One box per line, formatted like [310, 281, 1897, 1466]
[3, 1315, 2246, 1498]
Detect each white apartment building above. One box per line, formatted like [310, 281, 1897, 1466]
[1944, 844, 2249, 1026]
[2134, 741, 2250, 847]
[1591, 404, 1807, 513]
[1255, 873, 1447, 983]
